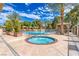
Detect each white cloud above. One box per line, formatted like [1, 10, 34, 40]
[37, 5, 51, 12]
[8, 3, 16, 7]
[42, 16, 54, 20]
[0, 13, 8, 19]
[64, 9, 71, 13]
[32, 11, 36, 14]
[19, 12, 40, 19]
[38, 7, 43, 10]
[40, 12, 43, 14]
[45, 7, 49, 10]
[0, 13, 8, 24]
[0, 19, 5, 24]
[25, 3, 31, 6]
[33, 5, 52, 17]
[64, 5, 74, 14]
[3, 6, 14, 12]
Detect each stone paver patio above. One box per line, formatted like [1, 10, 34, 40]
[0, 29, 79, 56]
[1, 34, 69, 56]
[68, 33, 79, 56]
[0, 36, 13, 56]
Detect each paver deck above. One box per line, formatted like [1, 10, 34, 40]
[2, 34, 68, 56]
[68, 33, 79, 56]
[0, 29, 19, 56]
[0, 28, 79, 56]
[0, 36, 13, 56]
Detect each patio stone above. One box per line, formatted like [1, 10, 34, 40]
[0, 32, 79, 56]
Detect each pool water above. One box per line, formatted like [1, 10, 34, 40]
[24, 31, 48, 35]
[26, 36, 56, 45]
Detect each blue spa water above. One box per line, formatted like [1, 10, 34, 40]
[27, 36, 56, 44]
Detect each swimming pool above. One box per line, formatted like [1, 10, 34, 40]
[26, 36, 56, 45]
[24, 31, 48, 35]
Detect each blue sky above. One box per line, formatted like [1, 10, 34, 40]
[0, 3, 73, 25]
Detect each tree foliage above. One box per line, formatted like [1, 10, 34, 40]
[65, 4, 79, 28]
[0, 3, 3, 11]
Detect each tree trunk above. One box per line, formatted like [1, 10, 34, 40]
[60, 4, 64, 34]
[6, 31, 10, 35]
[14, 32, 18, 37]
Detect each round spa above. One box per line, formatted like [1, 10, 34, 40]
[26, 36, 56, 45]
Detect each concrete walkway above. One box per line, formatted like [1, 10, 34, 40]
[0, 36, 13, 56]
[68, 32, 79, 56]
[0, 35, 19, 56]
[2, 34, 68, 56]
[0, 30, 79, 56]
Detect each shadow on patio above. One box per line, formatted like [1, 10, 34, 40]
[64, 40, 79, 51]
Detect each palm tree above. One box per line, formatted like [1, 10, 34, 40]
[51, 16, 61, 29]
[32, 19, 42, 29]
[7, 12, 21, 37]
[4, 20, 13, 35]
[44, 20, 53, 29]
[65, 5, 79, 29]
[23, 21, 31, 28]
[48, 3, 77, 34]
[13, 19, 21, 37]
[48, 3, 65, 34]
[60, 4, 64, 34]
